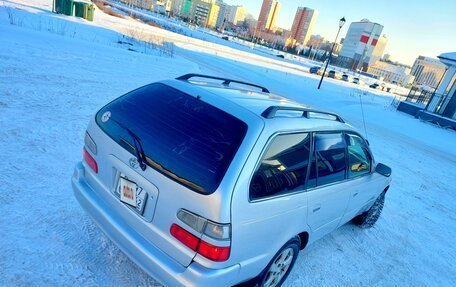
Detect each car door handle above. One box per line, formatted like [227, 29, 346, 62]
[353, 192, 359, 197]
[313, 205, 321, 213]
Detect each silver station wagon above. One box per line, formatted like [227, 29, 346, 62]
[72, 74, 392, 287]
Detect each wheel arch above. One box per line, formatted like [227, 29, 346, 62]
[297, 231, 309, 250]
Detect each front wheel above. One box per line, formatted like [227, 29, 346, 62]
[258, 237, 300, 287]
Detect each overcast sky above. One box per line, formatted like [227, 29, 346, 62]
[224, 0, 456, 65]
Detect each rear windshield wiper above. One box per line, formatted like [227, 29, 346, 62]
[110, 118, 147, 171]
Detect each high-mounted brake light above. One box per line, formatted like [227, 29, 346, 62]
[83, 147, 98, 173]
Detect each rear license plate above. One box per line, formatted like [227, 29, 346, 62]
[118, 176, 148, 215]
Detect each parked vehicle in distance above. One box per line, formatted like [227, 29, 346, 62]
[222, 36, 232, 41]
[72, 74, 392, 287]
[370, 83, 380, 89]
[316, 69, 328, 77]
[309, 66, 320, 74]
[353, 77, 360, 84]
[276, 54, 285, 58]
[342, 74, 349, 81]
[328, 70, 336, 78]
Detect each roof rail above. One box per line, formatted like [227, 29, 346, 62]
[261, 106, 345, 123]
[176, 73, 270, 93]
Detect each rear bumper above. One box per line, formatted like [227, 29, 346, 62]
[71, 162, 240, 287]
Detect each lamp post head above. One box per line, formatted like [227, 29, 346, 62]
[339, 17, 346, 28]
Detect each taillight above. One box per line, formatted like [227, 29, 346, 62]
[197, 240, 230, 262]
[204, 221, 230, 240]
[171, 209, 231, 262]
[84, 132, 97, 155]
[83, 147, 98, 173]
[177, 209, 230, 240]
[170, 224, 199, 251]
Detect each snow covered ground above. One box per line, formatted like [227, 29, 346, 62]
[1, 1, 456, 286]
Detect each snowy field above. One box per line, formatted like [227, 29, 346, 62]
[1, 1, 456, 286]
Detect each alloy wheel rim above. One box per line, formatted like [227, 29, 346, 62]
[263, 247, 294, 287]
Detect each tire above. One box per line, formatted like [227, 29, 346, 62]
[242, 237, 300, 287]
[352, 191, 385, 229]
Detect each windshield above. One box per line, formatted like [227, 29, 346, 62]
[96, 83, 248, 194]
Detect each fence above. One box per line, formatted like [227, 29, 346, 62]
[405, 87, 433, 106]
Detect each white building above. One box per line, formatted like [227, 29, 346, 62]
[370, 34, 388, 65]
[216, 3, 246, 27]
[410, 56, 447, 88]
[338, 19, 384, 71]
[367, 61, 414, 86]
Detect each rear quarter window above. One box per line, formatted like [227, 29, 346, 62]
[96, 83, 248, 194]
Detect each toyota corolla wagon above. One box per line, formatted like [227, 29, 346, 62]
[72, 74, 392, 287]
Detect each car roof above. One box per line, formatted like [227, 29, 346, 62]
[160, 78, 359, 134]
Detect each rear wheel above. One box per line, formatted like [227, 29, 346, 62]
[257, 237, 300, 287]
[352, 192, 385, 228]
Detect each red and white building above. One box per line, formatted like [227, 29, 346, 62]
[337, 19, 386, 71]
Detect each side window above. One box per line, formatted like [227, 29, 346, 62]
[346, 134, 371, 178]
[250, 133, 311, 200]
[308, 132, 347, 187]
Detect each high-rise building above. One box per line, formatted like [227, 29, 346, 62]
[171, 0, 185, 16]
[227, 5, 246, 25]
[257, 0, 281, 33]
[216, 3, 246, 27]
[216, 2, 229, 27]
[206, 3, 220, 28]
[287, 7, 318, 48]
[337, 19, 384, 71]
[410, 56, 447, 88]
[181, 0, 192, 16]
[370, 34, 388, 65]
[181, 0, 220, 28]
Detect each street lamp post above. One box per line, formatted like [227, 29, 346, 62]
[317, 17, 346, 90]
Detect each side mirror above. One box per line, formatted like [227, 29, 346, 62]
[375, 163, 391, 177]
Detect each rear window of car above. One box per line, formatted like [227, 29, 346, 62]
[96, 83, 248, 194]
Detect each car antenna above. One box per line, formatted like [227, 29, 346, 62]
[358, 91, 369, 140]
